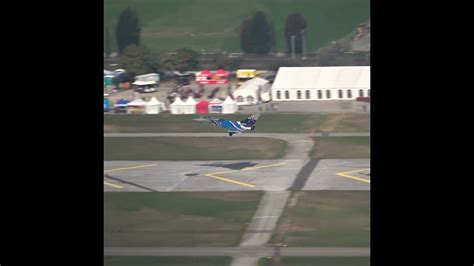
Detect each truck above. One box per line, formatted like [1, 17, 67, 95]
[236, 69, 258, 86]
[133, 73, 160, 93]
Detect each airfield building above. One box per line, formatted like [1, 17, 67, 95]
[271, 66, 370, 101]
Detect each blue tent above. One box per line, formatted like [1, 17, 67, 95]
[115, 98, 129, 107]
[104, 98, 110, 112]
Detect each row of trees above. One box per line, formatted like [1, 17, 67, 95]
[240, 11, 307, 55]
[108, 7, 362, 75]
[106, 7, 308, 57]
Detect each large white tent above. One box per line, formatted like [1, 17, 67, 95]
[145, 96, 164, 114]
[183, 97, 197, 114]
[233, 77, 271, 105]
[221, 96, 237, 114]
[170, 97, 186, 114]
[271, 66, 370, 101]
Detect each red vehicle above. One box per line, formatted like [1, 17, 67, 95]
[356, 97, 370, 103]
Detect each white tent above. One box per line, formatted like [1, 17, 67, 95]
[183, 97, 197, 114]
[208, 98, 223, 113]
[145, 97, 163, 114]
[170, 97, 186, 114]
[221, 96, 237, 114]
[127, 98, 147, 107]
[271, 66, 370, 101]
[127, 98, 146, 114]
[233, 77, 270, 105]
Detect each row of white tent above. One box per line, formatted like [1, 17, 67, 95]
[170, 96, 238, 114]
[125, 97, 165, 114]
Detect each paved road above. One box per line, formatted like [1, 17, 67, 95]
[240, 191, 290, 246]
[104, 247, 370, 257]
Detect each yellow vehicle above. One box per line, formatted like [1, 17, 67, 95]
[236, 69, 258, 86]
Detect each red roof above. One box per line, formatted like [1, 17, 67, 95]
[214, 69, 229, 77]
[198, 69, 212, 77]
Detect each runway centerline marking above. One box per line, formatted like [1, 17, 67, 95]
[204, 162, 287, 188]
[104, 164, 157, 173]
[104, 181, 123, 188]
[336, 168, 370, 183]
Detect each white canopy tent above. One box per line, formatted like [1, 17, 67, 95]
[208, 98, 223, 113]
[126, 98, 146, 114]
[183, 97, 197, 114]
[127, 98, 147, 107]
[145, 97, 164, 114]
[221, 96, 237, 114]
[170, 97, 186, 114]
[233, 77, 270, 105]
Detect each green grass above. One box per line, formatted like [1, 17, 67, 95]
[258, 256, 370, 266]
[104, 137, 287, 160]
[104, 0, 370, 53]
[271, 191, 370, 247]
[104, 192, 262, 246]
[104, 113, 370, 133]
[105, 256, 232, 266]
[309, 137, 370, 159]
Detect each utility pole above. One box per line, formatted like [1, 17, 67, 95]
[301, 29, 307, 59]
[291, 35, 296, 60]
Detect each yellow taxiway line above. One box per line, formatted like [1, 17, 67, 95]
[336, 168, 370, 183]
[241, 162, 287, 171]
[104, 164, 157, 188]
[104, 164, 157, 173]
[205, 174, 256, 188]
[204, 162, 287, 188]
[103, 181, 123, 188]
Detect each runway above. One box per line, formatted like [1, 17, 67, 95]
[104, 159, 370, 192]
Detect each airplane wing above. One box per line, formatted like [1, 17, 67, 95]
[193, 116, 219, 127]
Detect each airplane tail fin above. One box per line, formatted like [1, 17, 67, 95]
[240, 114, 260, 126]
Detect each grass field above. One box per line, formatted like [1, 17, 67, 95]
[309, 136, 370, 159]
[270, 191, 370, 247]
[104, 192, 262, 246]
[104, 0, 370, 53]
[104, 113, 370, 133]
[105, 256, 231, 266]
[104, 137, 287, 160]
[258, 256, 370, 266]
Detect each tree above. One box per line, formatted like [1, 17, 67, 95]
[104, 27, 112, 56]
[160, 48, 200, 72]
[240, 11, 274, 55]
[116, 7, 141, 54]
[284, 13, 307, 54]
[117, 44, 159, 76]
[269, 22, 277, 53]
[240, 19, 252, 54]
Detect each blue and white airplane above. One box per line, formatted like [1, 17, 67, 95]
[194, 114, 260, 136]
